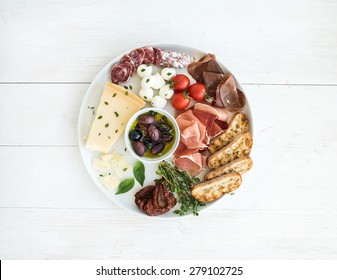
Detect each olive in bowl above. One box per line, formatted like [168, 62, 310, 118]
[124, 108, 180, 163]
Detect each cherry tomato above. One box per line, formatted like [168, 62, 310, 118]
[171, 74, 190, 91]
[171, 92, 190, 110]
[188, 83, 207, 101]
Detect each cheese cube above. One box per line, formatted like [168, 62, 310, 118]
[99, 174, 120, 190]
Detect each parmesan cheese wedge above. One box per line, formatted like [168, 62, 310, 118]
[86, 82, 146, 153]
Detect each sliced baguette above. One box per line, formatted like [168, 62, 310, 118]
[204, 156, 253, 181]
[192, 172, 242, 202]
[207, 132, 253, 169]
[209, 112, 249, 154]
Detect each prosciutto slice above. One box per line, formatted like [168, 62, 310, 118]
[176, 110, 207, 149]
[174, 153, 207, 176]
[192, 109, 216, 144]
[173, 142, 199, 158]
[173, 104, 229, 176]
[215, 74, 246, 112]
[194, 102, 228, 122]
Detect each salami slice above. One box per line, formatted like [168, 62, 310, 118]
[120, 55, 136, 76]
[111, 63, 128, 84]
[142, 46, 155, 64]
[120, 54, 133, 64]
[121, 61, 136, 77]
[129, 48, 145, 68]
[153, 48, 194, 68]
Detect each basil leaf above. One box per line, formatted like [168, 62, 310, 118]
[116, 178, 135, 195]
[133, 161, 145, 186]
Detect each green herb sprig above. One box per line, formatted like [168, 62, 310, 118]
[156, 161, 205, 216]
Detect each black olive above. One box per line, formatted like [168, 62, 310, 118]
[161, 133, 173, 142]
[148, 125, 161, 142]
[150, 142, 165, 155]
[133, 141, 146, 157]
[143, 137, 154, 149]
[154, 122, 171, 132]
[129, 130, 142, 141]
[138, 114, 155, 125]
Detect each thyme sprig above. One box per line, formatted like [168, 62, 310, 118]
[156, 161, 205, 216]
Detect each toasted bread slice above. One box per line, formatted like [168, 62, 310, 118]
[192, 172, 242, 202]
[207, 132, 253, 169]
[204, 156, 253, 181]
[209, 112, 249, 154]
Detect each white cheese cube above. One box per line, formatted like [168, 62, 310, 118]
[99, 174, 120, 190]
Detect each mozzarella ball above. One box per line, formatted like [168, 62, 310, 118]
[141, 75, 155, 89]
[159, 84, 174, 99]
[151, 95, 167, 109]
[161, 68, 176, 81]
[137, 64, 152, 78]
[152, 73, 166, 89]
[138, 88, 154, 102]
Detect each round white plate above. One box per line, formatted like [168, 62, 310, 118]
[78, 43, 253, 218]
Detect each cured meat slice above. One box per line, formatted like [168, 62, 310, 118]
[202, 71, 229, 97]
[194, 103, 228, 122]
[121, 61, 135, 77]
[120, 54, 133, 64]
[111, 63, 128, 84]
[179, 121, 202, 149]
[216, 75, 246, 112]
[120, 55, 136, 76]
[192, 109, 217, 144]
[173, 142, 199, 157]
[153, 48, 194, 68]
[142, 46, 155, 64]
[213, 86, 225, 107]
[214, 119, 228, 130]
[187, 54, 223, 82]
[174, 152, 207, 176]
[210, 122, 223, 137]
[176, 110, 206, 149]
[129, 48, 145, 68]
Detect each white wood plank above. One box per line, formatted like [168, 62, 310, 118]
[0, 0, 337, 84]
[0, 146, 115, 209]
[0, 143, 336, 211]
[0, 208, 336, 259]
[1, 84, 336, 147]
[0, 84, 88, 146]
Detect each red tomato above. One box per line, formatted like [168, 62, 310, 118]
[188, 83, 207, 101]
[171, 92, 190, 110]
[171, 74, 190, 91]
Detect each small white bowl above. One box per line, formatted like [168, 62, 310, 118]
[125, 108, 180, 163]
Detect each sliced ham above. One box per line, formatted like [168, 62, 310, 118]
[192, 110, 216, 135]
[174, 104, 229, 176]
[215, 74, 246, 112]
[174, 152, 207, 176]
[176, 110, 206, 149]
[192, 109, 217, 145]
[214, 119, 228, 130]
[174, 142, 199, 157]
[179, 121, 202, 149]
[194, 102, 228, 122]
[210, 122, 223, 137]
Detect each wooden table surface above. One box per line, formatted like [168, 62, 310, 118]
[1, 0, 337, 259]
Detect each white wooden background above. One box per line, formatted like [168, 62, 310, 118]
[1, 0, 337, 259]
